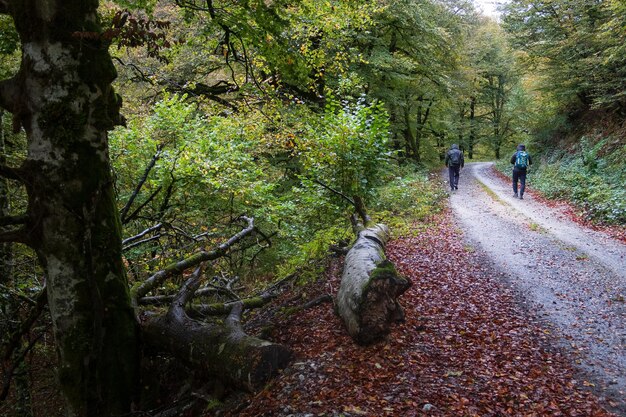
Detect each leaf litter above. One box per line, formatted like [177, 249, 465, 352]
[224, 211, 616, 417]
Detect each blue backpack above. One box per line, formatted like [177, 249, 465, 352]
[515, 151, 529, 169]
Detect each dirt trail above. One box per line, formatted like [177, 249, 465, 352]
[448, 162, 626, 415]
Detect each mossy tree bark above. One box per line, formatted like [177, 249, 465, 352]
[142, 268, 292, 392]
[336, 224, 411, 345]
[0, 108, 12, 283]
[0, 2, 139, 416]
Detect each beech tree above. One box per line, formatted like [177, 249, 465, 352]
[0, 1, 139, 416]
[502, 0, 625, 111]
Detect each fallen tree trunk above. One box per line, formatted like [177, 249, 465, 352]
[336, 224, 410, 345]
[142, 268, 291, 391]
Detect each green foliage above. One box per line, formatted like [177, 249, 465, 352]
[502, 0, 626, 112]
[276, 224, 352, 283]
[110, 94, 274, 277]
[297, 97, 390, 203]
[0, 16, 19, 56]
[110, 0, 158, 13]
[111, 93, 399, 284]
[0, 17, 19, 80]
[104, 0, 546, 289]
[498, 0, 626, 226]
[371, 168, 447, 233]
[495, 138, 625, 225]
[531, 139, 625, 225]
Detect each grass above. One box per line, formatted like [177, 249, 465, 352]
[477, 179, 506, 205]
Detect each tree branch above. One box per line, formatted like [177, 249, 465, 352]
[0, 228, 31, 245]
[224, 301, 244, 334]
[1, 333, 45, 402]
[192, 293, 275, 316]
[156, 174, 176, 221]
[0, 214, 27, 227]
[122, 185, 162, 225]
[0, 78, 19, 113]
[353, 195, 370, 227]
[0, 164, 24, 182]
[122, 234, 161, 252]
[120, 147, 162, 223]
[168, 265, 204, 319]
[2, 287, 48, 361]
[132, 216, 256, 303]
[161, 79, 240, 112]
[138, 285, 231, 305]
[122, 223, 163, 246]
[112, 57, 156, 85]
[312, 178, 355, 206]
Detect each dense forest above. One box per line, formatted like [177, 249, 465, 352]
[0, 0, 624, 416]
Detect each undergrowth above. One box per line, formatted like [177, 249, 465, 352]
[275, 167, 447, 284]
[371, 168, 447, 234]
[495, 137, 626, 225]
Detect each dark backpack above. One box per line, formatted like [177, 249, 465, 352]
[449, 150, 461, 165]
[515, 151, 529, 169]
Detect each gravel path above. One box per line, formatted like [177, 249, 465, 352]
[448, 162, 626, 415]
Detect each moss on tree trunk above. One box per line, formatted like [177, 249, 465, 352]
[1, 1, 139, 416]
[336, 224, 411, 345]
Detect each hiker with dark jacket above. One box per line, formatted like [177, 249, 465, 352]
[445, 144, 464, 190]
[510, 144, 532, 199]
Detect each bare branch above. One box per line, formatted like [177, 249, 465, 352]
[193, 293, 275, 316]
[162, 80, 240, 112]
[168, 265, 204, 317]
[353, 195, 371, 227]
[0, 228, 31, 245]
[122, 185, 162, 224]
[112, 57, 156, 84]
[0, 78, 19, 113]
[1, 333, 45, 402]
[174, 0, 210, 12]
[122, 223, 163, 245]
[122, 234, 161, 252]
[224, 301, 244, 333]
[260, 272, 297, 294]
[2, 287, 47, 361]
[312, 178, 355, 206]
[301, 294, 332, 310]
[139, 285, 229, 305]
[132, 216, 256, 302]
[0, 214, 27, 227]
[120, 147, 162, 223]
[0, 284, 37, 306]
[0, 164, 24, 182]
[155, 174, 176, 220]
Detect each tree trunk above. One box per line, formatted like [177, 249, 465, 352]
[0, 2, 139, 416]
[142, 271, 291, 391]
[469, 96, 476, 159]
[403, 106, 417, 163]
[336, 224, 410, 345]
[0, 109, 11, 281]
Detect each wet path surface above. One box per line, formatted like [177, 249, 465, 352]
[448, 162, 626, 415]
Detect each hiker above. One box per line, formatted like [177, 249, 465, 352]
[510, 144, 532, 199]
[445, 144, 464, 190]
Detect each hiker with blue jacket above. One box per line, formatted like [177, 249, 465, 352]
[445, 144, 464, 191]
[510, 144, 532, 199]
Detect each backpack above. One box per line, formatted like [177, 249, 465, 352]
[515, 151, 529, 169]
[449, 150, 461, 165]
